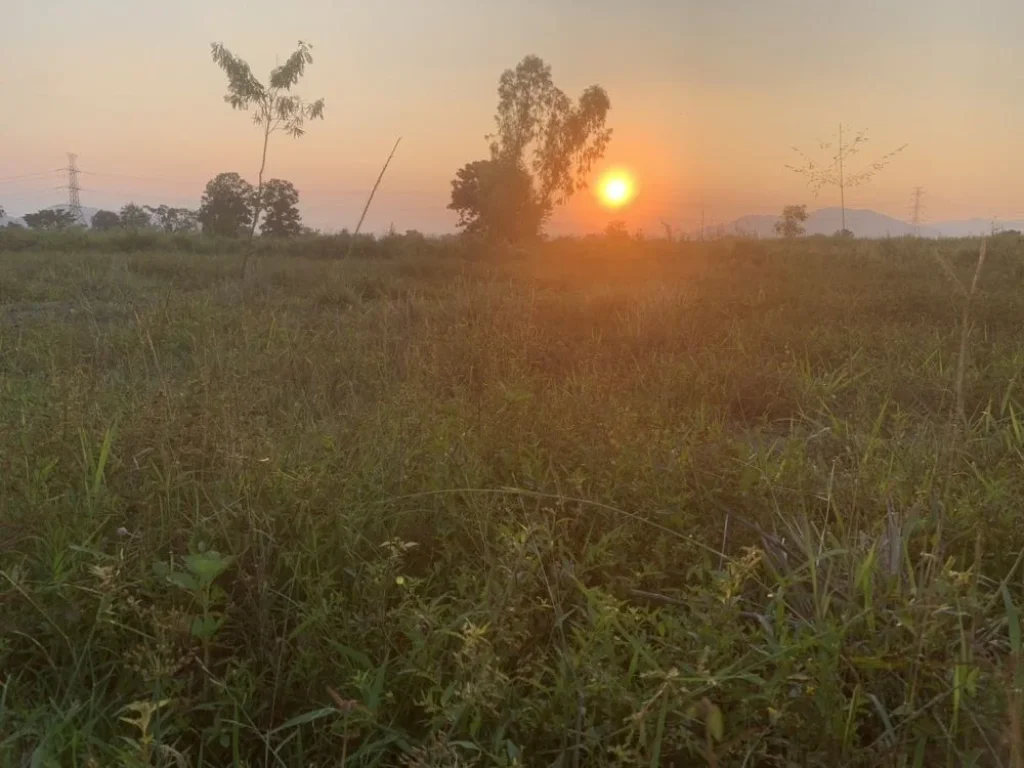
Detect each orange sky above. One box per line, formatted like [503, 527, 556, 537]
[3, 0, 1024, 233]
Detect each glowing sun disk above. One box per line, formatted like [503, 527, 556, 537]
[598, 172, 635, 208]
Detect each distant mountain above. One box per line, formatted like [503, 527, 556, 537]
[728, 207, 941, 238]
[725, 206, 1023, 239]
[929, 218, 1024, 237]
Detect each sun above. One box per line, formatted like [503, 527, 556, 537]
[598, 171, 635, 208]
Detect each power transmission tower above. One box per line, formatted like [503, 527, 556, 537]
[58, 153, 86, 225]
[910, 186, 925, 235]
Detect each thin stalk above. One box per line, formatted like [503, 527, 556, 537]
[838, 123, 846, 234]
[346, 137, 402, 259]
[954, 239, 987, 425]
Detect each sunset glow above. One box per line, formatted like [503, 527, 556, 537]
[598, 171, 635, 209]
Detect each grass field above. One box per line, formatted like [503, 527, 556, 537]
[3, 232, 1024, 766]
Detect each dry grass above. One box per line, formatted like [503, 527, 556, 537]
[2, 231, 1024, 766]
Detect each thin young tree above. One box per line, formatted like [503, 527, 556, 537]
[787, 124, 906, 235]
[210, 40, 325, 257]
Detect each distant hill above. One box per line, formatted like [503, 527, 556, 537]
[928, 218, 1024, 237]
[728, 207, 941, 238]
[725, 206, 1022, 239]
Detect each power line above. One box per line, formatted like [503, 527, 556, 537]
[79, 169, 195, 184]
[0, 168, 63, 184]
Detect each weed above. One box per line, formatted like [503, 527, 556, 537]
[2, 233, 1023, 765]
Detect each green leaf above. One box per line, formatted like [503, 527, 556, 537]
[965, 667, 980, 697]
[166, 572, 199, 592]
[190, 614, 222, 640]
[267, 708, 338, 736]
[185, 551, 233, 583]
[707, 704, 724, 742]
[1003, 584, 1021, 654]
[912, 737, 927, 768]
[650, 696, 668, 768]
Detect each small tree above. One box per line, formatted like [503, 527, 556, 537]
[260, 179, 302, 237]
[450, 55, 612, 242]
[145, 205, 199, 233]
[774, 204, 809, 238]
[91, 210, 121, 231]
[0, 205, 5, 220]
[604, 220, 629, 239]
[198, 172, 254, 237]
[449, 159, 546, 242]
[24, 208, 77, 231]
[119, 203, 151, 230]
[787, 124, 906, 235]
[210, 40, 324, 243]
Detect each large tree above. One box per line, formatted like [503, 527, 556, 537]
[119, 203, 151, 230]
[450, 55, 612, 241]
[259, 179, 302, 237]
[198, 172, 255, 237]
[24, 208, 78, 231]
[210, 40, 324, 243]
[91, 210, 122, 231]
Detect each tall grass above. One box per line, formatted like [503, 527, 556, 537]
[2, 233, 1024, 766]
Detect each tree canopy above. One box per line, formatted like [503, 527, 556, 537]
[491, 56, 612, 209]
[119, 203, 151, 230]
[24, 208, 78, 231]
[774, 204, 809, 238]
[449, 160, 546, 243]
[260, 179, 302, 237]
[145, 205, 199, 234]
[449, 55, 612, 242]
[91, 210, 121, 231]
[198, 173, 254, 237]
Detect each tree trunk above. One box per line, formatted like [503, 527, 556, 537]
[241, 105, 272, 278]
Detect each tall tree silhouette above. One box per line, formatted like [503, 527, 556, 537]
[450, 55, 612, 241]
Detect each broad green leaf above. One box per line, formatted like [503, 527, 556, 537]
[185, 551, 232, 582]
[190, 614, 222, 640]
[166, 572, 199, 592]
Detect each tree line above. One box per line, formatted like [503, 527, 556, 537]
[4, 46, 612, 245]
[5, 174, 304, 237]
[2, 39, 915, 245]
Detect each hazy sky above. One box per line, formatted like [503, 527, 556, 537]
[3, 0, 1024, 233]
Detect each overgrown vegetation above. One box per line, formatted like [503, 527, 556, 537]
[3, 233, 1024, 766]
